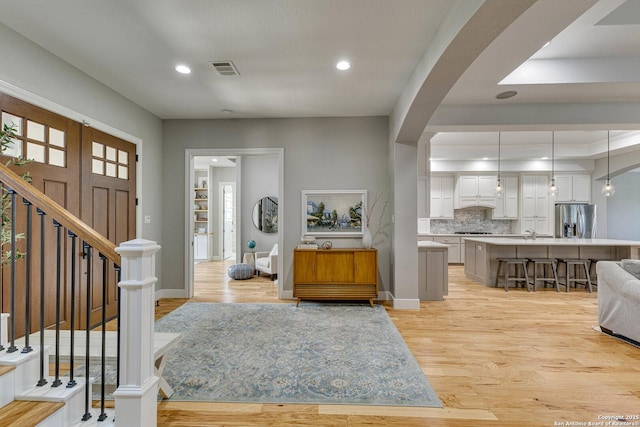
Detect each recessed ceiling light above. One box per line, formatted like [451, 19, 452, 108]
[496, 90, 517, 100]
[541, 156, 549, 160]
[336, 61, 351, 71]
[482, 157, 489, 160]
[211, 158, 218, 162]
[175, 64, 191, 74]
[221, 109, 234, 115]
[542, 40, 552, 49]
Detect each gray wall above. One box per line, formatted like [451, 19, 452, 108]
[241, 155, 278, 254]
[162, 117, 391, 294]
[607, 171, 640, 241]
[0, 23, 165, 285]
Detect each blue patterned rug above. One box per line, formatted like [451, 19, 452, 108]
[154, 302, 442, 407]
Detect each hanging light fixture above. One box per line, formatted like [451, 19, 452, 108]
[549, 131, 559, 197]
[602, 130, 615, 196]
[495, 132, 504, 196]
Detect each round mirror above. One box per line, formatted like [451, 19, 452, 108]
[252, 196, 278, 233]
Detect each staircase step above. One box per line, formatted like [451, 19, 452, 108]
[0, 365, 16, 409]
[0, 400, 64, 426]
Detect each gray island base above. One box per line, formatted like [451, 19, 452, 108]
[463, 237, 640, 287]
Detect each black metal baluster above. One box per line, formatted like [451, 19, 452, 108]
[21, 198, 33, 353]
[36, 208, 47, 386]
[67, 231, 77, 388]
[51, 220, 63, 387]
[115, 264, 121, 389]
[81, 242, 92, 422]
[7, 188, 18, 353]
[98, 253, 108, 421]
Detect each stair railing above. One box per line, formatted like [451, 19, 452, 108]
[0, 162, 159, 426]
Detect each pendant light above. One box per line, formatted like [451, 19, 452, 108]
[549, 131, 559, 197]
[602, 130, 615, 196]
[495, 132, 504, 196]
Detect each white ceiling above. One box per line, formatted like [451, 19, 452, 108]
[1, 0, 640, 161]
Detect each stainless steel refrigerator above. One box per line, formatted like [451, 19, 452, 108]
[555, 203, 597, 238]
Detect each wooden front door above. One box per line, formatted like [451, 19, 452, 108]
[81, 127, 137, 325]
[0, 93, 136, 335]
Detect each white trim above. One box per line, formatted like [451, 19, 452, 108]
[184, 148, 284, 300]
[0, 79, 144, 238]
[391, 297, 421, 310]
[279, 290, 294, 300]
[155, 288, 188, 300]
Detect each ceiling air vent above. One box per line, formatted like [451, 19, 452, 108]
[211, 61, 240, 76]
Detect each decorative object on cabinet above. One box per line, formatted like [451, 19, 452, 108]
[495, 132, 504, 196]
[321, 240, 333, 250]
[602, 130, 615, 197]
[302, 190, 366, 237]
[293, 248, 378, 306]
[252, 196, 278, 233]
[549, 131, 559, 198]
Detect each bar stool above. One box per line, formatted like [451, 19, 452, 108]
[588, 259, 605, 288]
[495, 258, 531, 292]
[528, 258, 560, 292]
[557, 258, 592, 292]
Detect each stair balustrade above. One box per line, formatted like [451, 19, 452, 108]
[0, 163, 159, 426]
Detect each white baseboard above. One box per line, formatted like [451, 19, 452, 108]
[390, 296, 421, 310]
[280, 290, 294, 300]
[155, 289, 188, 300]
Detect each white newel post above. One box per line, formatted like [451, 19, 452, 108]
[113, 239, 161, 427]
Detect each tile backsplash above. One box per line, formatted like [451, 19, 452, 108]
[428, 207, 514, 234]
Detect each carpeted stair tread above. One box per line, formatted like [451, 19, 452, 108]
[0, 400, 64, 425]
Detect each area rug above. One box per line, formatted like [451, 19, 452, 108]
[154, 302, 442, 407]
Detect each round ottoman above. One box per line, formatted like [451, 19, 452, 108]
[227, 263, 254, 280]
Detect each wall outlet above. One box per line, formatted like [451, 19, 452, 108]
[144, 215, 152, 224]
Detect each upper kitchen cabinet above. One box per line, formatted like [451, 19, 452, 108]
[554, 174, 591, 203]
[521, 175, 550, 234]
[430, 175, 454, 218]
[454, 175, 497, 209]
[492, 176, 518, 219]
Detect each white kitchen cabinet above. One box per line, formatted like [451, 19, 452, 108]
[455, 175, 497, 208]
[492, 176, 518, 219]
[554, 174, 591, 202]
[521, 175, 550, 234]
[430, 176, 454, 218]
[194, 234, 209, 260]
[434, 236, 462, 264]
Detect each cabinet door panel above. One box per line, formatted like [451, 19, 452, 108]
[294, 251, 317, 283]
[317, 252, 354, 283]
[354, 251, 377, 283]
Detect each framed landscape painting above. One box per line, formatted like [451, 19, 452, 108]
[301, 190, 367, 237]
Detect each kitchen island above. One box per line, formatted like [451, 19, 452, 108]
[418, 241, 448, 300]
[464, 237, 640, 286]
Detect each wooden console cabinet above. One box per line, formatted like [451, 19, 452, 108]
[293, 248, 378, 306]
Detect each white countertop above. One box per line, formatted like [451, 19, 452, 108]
[418, 241, 449, 249]
[463, 237, 640, 246]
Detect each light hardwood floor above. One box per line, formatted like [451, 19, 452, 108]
[156, 261, 640, 426]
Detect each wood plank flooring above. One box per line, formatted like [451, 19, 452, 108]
[156, 261, 640, 426]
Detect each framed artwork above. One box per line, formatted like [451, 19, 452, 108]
[301, 190, 367, 237]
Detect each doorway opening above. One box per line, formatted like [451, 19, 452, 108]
[185, 148, 285, 300]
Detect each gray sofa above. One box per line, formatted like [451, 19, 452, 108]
[597, 260, 640, 343]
